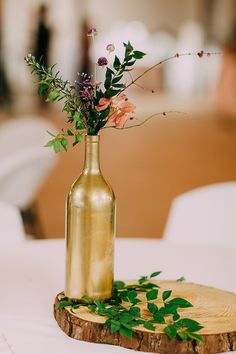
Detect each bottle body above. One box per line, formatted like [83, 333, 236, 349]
[65, 135, 115, 300]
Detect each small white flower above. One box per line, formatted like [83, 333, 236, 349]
[106, 43, 115, 53]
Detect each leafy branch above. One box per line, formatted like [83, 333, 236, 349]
[25, 44, 220, 153]
[121, 50, 221, 93]
[25, 55, 87, 151]
[58, 272, 204, 342]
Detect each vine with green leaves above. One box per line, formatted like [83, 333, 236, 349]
[58, 271, 203, 342]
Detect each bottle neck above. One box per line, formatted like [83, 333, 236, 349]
[83, 135, 101, 174]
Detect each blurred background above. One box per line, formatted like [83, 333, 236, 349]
[0, 0, 236, 239]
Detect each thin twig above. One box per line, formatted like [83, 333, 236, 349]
[122, 51, 221, 93]
[103, 111, 186, 130]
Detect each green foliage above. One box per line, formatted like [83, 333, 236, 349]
[25, 40, 146, 152]
[164, 318, 204, 341]
[58, 271, 203, 342]
[45, 131, 69, 153]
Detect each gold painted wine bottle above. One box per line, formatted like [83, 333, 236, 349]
[65, 135, 116, 300]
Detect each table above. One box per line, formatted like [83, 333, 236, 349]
[0, 238, 235, 354]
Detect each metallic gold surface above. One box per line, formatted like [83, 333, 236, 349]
[65, 135, 116, 300]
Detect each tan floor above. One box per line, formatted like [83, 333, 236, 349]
[34, 102, 236, 239]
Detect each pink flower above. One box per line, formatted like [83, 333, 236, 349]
[112, 93, 127, 104]
[106, 43, 115, 53]
[119, 101, 136, 113]
[107, 94, 136, 126]
[111, 112, 126, 126]
[95, 97, 110, 112]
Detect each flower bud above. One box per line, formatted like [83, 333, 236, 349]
[97, 57, 108, 67]
[106, 43, 115, 53]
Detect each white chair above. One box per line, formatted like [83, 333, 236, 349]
[0, 201, 25, 243]
[163, 182, 236, 245]
[0, 116, 59, 237]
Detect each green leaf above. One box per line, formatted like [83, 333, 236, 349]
[110, 320, 121, 333]
[146, 289, 158, 301]
[112, 75, 123, 84]
[99, 106, 110, 120]
[187, 332, 204, 342]
[140, 282, 160, 289]
[120, 325, 133, 338]
[147, 302, 158, 314]
[38, 83, 49, 97]
[73, 133, 83, 146]
[162, 290, 172, 302]
[94, 299, 105, 310]
[150, 271, 162, 278]
[58, 300, 71, 309]
[72, 110, 83, 122]
[133, 50, 146, 59]
[138, 276, 148, 284]
[127, 290, 137, 301]
[104, 68, 113, 90]
[46, 89, 60, 102]
[164, 324, 177, 340]
[53, 139, 62, 153]
[61, 138, 68, 151]
[124, 41, 134, 56]
[113, 55, 121, 70]
[144, 321, 156, 331]
[153, 312, 165, 324]
[167, 298, 193, 309]
[80, 295, 92, 304]
[130, 298, 141, 305]
[111, 83, 125, 88]
[178, 331, 188, 341]
[120, 311, 134, 324]
[173, 312, 180, 321]
[76, 121, 86, 130]
[71, 303, 80, 310]
[175, 318, 204, 332]
[88, 304, 96, 312]
[124, 60, 136, 67]
[114, 280, 126, 289]
[129, 306, 141, 317]
[44, 139, 54, 147]
[67, 129, 74, 136]
[105, 89, 121, 98]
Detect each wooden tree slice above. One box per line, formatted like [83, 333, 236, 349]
[54, 281, 236, 354]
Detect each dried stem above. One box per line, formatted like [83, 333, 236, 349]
[103, 111, 186, 130]
[122, 51, 221, 93]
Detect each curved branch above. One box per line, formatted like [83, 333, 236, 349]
[103, 111, 186, 130]
[122, 51, 221, 93]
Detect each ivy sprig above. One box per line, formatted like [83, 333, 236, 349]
[58, 271, 203, 342]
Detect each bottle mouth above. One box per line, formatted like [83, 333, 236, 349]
[85, 135, 100, 143]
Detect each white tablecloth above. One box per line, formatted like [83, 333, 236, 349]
[0, 238, 235, 354]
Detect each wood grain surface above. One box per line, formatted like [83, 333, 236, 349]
[54, 280, 236, 354]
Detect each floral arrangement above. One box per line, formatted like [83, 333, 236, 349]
[25, 27, 145, 152]
[25, 27, 215, 153]
[24, 29, 219, 344]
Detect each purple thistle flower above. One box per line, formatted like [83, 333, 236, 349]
[97, 57, 108, 67]
[79, 88, 93, 102]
